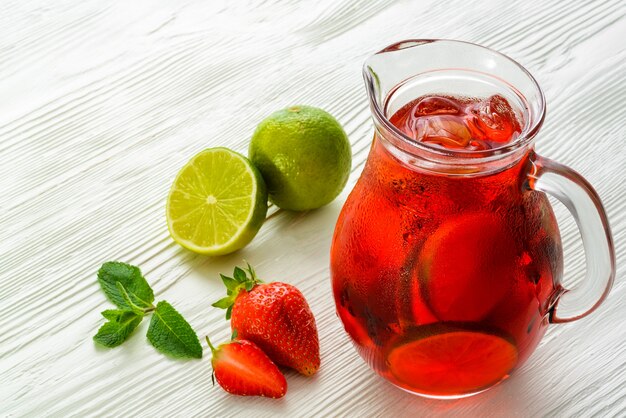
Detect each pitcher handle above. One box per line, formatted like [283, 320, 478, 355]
[527, 155, 615, 323]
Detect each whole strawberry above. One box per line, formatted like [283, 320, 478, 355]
[213, 264, 320, 376]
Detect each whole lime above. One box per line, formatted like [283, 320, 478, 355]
[249, 106, 352, 211]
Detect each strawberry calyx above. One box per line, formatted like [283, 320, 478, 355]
[205, 335, 219, 386]
[212, 262, 262, 320]
[206, 330, 239, 357]
[206, 335, 218, 355]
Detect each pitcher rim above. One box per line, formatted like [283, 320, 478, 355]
[363, 39, 546, 160]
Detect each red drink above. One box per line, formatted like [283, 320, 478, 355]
[330, 95, 563, 397]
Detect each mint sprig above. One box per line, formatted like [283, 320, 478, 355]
[93, 261, 202, 360]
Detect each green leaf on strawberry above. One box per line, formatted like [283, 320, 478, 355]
[233, 266, 246, 282]
[211, 263, 262, 320]
[219, 274, 238, 292]
[212, 297, 232, 310]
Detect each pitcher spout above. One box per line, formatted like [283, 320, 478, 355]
[363, 40, 437, 121]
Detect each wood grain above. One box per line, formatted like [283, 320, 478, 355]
[1, 0, 624, 416]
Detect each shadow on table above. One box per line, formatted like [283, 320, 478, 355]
[184, 197, 344, 278]
[373, 365, 552, 416]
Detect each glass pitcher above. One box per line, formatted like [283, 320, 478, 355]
[330, 39, 615, 399]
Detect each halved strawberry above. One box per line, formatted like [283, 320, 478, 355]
[213, 264, 320, 376]
[206, 335, 287, 398]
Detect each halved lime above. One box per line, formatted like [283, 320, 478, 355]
[166, 147, 268, 255]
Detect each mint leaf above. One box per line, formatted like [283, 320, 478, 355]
[146, 301, 202, 359]
[98, 262, 154, 309]
[94, 309, 143, 347]
[116, 282, 148, 315]
[101, 309, 132, 321]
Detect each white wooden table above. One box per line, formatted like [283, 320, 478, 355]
[1, 1, 625, 416]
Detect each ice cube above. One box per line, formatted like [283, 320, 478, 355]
[412, 115, 472, 149]
[466, 139, 491, 151]
[413, 96, 462, 116]
[468, 95, 521, 144]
